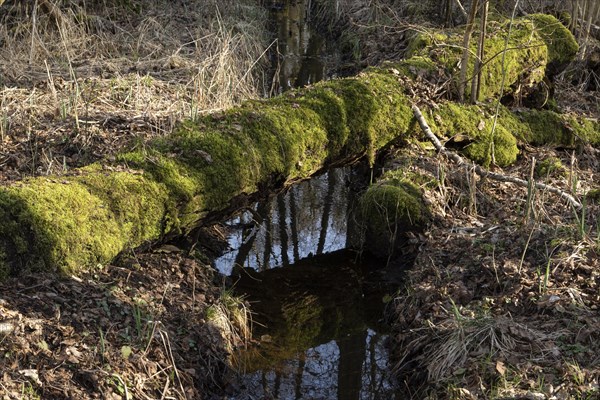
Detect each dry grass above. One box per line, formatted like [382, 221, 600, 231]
[0, 0, 270, 180]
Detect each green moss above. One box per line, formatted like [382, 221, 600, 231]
[359, 171, 429, 257]
[430, 102, 519, 167]
[495, 106, 600, 147]
[0, 170, 171, 275]
[530, 14, 579, 69]
[557, 11, 572, 27]
[405, 31, 436, 57]
[565, 116, 600, 146]
[405, 15, 577, 102]
[535, 156, 566, 178]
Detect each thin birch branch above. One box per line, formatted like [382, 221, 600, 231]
[454, 0, 468, 19]
[411, 104, 582, 209]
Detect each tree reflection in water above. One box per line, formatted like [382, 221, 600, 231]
[232, 330, 397, 400]
[214, 167, 358, 275]
[215, 166, 401, 399]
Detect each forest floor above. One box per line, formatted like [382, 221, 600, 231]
[1, 0, 600, 399]
[387, 115, 600, 399]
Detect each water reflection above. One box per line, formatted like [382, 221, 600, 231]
[233, 330, 397, 400]
[271, 0, 327, 93]
[214, 166, 401, 400]
[214, 167, 360, 275]
[223, 248, 401, 400]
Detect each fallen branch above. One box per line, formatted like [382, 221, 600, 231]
[411, 104, 583, 209]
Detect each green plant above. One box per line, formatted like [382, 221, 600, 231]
[108, 373, 130, 399]
[538, 257, 552, 294]
[571, 195, 588, 240]
[535, 156, 566, 178]
[21, 382, 41, 400]
[98, 327, 106, 364]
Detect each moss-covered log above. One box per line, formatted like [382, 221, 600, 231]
[406, 14, 578, 101]
[0, 70, 415, 278]
[0, 14, 593, 279]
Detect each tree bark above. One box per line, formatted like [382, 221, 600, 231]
[458, 0, 479, 102]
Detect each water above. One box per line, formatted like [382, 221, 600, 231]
[233, 329, 395, 400]
[215, 2, 401, 397]
[214, 166, 402, 399]
[270, 0, 337, 93]
[226, 250, 401, 399]
[214, 167, 360, 275]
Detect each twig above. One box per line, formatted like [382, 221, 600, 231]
[159, 328, 187, 399]
[411, 104, 582, 209]
[453, 0, 468, 19]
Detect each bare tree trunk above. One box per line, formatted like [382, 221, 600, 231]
[580, 0, 600, 59]
[262, 202, 273, 271]
[233, 203, 269, 271]
[571, 0, 580, 33]
[577, 0, 589, 43]
[317, 170, 336, 255]
[454, 0, 468, 19]
[289, 191, 301, 262]
[337, 332, 367, 400]
[471, 0, 489, 103]
[294, 358, 306, 398]
[458, 0, 479, 102]
[444, 0, 453, 27]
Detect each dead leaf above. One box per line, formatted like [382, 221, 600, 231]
[19, 369, 42, 385]
[155, 244, 181, 254]
[496, 360, 506, 376]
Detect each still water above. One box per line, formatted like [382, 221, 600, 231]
[214, 167, 359, 275]
[214, 167, 402, 399]
[270, 0, 337, 94]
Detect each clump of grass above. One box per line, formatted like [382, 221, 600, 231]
[206, 289, 251, 353]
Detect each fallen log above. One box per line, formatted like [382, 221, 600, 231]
[0, 71, 415, 279]
[0, 14, 585, 280]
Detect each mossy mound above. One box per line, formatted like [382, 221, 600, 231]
[535, 156, 566, 178]
[358, 170, 430, 258]
[406, 14, 578, 101]
[503, 109, 600, 147]
[426, 103, 599, 167]
[529, 14, 579, 75]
